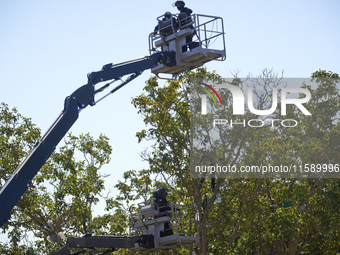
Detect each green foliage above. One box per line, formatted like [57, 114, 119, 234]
[0, 103, 41, 184]
[0, 103, 124, 254]
[127, 69, 340, 254]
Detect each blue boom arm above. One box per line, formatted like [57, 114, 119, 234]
[0, 52, 173, 227]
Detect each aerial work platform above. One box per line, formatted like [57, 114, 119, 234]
[150, 13, 226, 76]
[130, 201, 199, 251]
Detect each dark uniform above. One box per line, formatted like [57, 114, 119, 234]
[174, 1, 197, 52]
[177, 6, 193, 28]
[153, 187, 169, 210]
[153, 188, 173, 236]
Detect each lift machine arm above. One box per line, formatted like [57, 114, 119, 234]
[0, 12, 226, 254]
[0, 52, 174, 227]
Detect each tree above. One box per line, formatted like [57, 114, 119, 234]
[129, 68, 340, 254]
[0, 103, 123, 254]
[0, 102, 41, 254]
[237, 70, 340, 254]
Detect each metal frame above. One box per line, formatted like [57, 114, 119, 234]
[129, 202, 199, 251]
[149, 13, 226, 76]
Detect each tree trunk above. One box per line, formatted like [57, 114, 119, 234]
[199, 220, 208, 255]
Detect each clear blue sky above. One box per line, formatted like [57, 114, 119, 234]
[1, 0, 339, 219]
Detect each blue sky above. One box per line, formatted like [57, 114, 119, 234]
[1, 0, 339, 220]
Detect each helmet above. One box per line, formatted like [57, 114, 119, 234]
[172, 1, 185, 7]
[153, 187, 167, 198]
[164, 11, 172, 18]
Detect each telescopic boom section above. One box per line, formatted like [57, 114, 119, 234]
[0, 53, 167, 227]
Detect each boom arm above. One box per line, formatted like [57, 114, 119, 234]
[0, 52, 172, 227]
[52, 234, 154, 255]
